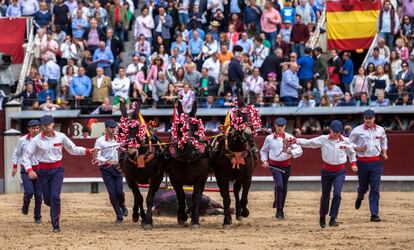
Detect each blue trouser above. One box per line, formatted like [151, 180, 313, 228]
[114, 25, 125, 51]
[37, 167, 64, 229]
[379, 32, 394, 49]
[270, 165, 291, 210]
[356, 160, 382, 216]
[320, 169, 346, 219]
[265, 31, 278, 49]
[293, 43, 305, 58]
[100, 165, 125, 220]
[21, 170, 42, 220]
[281, 96, 298, 106]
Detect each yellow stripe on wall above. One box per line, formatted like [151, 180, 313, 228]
[327, 10, 380, 40]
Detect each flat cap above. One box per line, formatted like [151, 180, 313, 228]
[40, 115, 54, 125]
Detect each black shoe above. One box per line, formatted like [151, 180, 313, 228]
[370, 215, 381, 222]
[34, 219, 42, 224]
[275, 209, 284, 220]
[53, 227, 61, 233]
[21, 205, 29, 215]
[329, 218, 339, 227]
[355, 198, 362, 210]
[319, 216, 326, 228]
[121, 206, 128, 217]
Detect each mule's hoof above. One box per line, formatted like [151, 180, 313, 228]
[178, 220, 186, 226]
[223, 224, 231, 230]
[143, 224, 153, 230]
[236, 216, 243, 221]
[132, 216, 139, 223]
[191, 224, 200, 230]
[241, 208, 250, 218]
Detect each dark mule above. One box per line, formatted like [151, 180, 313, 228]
[210, 98, 258, 228]
[117, 101, 165, 230]
[165, 101, 210, 229]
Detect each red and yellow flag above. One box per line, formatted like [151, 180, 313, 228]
[327, 0, 381, 50]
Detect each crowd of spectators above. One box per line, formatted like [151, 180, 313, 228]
[0, 0, 414, 116]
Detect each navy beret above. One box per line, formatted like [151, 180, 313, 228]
[28, 119, 40, 127]
[105, 120, 117, 128]
[40, 115, 54, 125]
[275, 117, 287, 126]
[330, 120, 343, 133]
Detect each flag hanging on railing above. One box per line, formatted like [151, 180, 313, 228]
[327, 0, 381, 50]
[0, 18, 26, 64]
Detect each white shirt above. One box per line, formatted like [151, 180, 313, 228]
[253, 45, 269, 68]
[134, 14, 155, 38]
[349, 124, 388, 158]
[202, 57, 220, 81]
[112, 76, 130, 99]
[21, 131, 88, 172]
[94, 135, 119, 165]
[97, 75, 103, 88]
[126, 63, 139, 83]
[297, 134, 357, 165]
[246, 75, 265, 94]
[60, 42, 78, 59]
[260, 132, 303, 163]
[11, 134, 39, 169]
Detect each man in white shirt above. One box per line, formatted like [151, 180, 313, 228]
[261, 117, 303, 220]
[112, 67, 131, 105]
[202, 52, 220, 81]
[349, 110, 388, 222]
[253, 37, 269, 68]
[21, 115, 98, 233]
[20, 0, 39, 16]
[11, 120, 42, 223]
[134, 6, 154, 44]
[246, 67, 265, 103]
[296, 120, 357, 228]
[94, 120, 128, 223]
[126, 56, 141, 84]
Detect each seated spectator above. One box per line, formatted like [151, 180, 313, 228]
[365, 47, 386, 68]
[62, 58, 79, 76]
[395, 38, 409, 62]
[197, 67, 218, 98]
[205, 117, 220, 132]
[371, 90, 390, 107]
[300, 117, 321, 134]
[302, 80, 320, 103]
[134, 66, 150, 102]
[91, 97, 115, 115]
[184, 63, 201, 88]
[216, 92, 234, 108]
[10, 83, 37, 110]
[263, 72, 278, 103]
[135, 34, 151, 58]
[161, 83, 180, 107]
[271, 94, 284, 107]
[338, 92, 357, 106]
[126, 56, 142, 85]
[254, 94, 266, 107]
[368, 64, 391, 100]
[200, 95, 219, 108]
[350, 67, 369, 99]
[179, 83, 195, 112]
[152, 71, 170, 107]
[395, 61, 414, 89]
[332, 93, 342, 107]
[298, 92, 316, 108]
[25, 67, 43, 93]
[39, 97, 61, 111]
[60, 65, 76, 89]
[147, 57, 166, 83]
[56, 84, 70, 110]
[38, 82, 55, 104]
[92, 67, 112, 107]
[112, 67, 130, 105]
[218, 43, 234, 64]
[396, 92, 412, 106]
[246, 67, 264, 103]
[357, 92, 371, 107]
[319, 95, 332, 107]
[324, 80, 343, 103]
[388, 79, 408, 104]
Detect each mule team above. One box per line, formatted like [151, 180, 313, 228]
[12, 99, 388, 232]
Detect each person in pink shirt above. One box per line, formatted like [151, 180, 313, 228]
[395, 38, 409, 62]
[260, 0, 281, 48]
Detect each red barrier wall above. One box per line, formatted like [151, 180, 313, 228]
[61, 134, 414, 178]
[0, 110, 5, 179]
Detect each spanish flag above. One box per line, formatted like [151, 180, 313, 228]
[327, 0, 381, 50]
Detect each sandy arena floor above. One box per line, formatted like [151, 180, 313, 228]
[0, 191, 413, 250]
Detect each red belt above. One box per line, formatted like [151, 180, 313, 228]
[269, 159, 291, 167]
[38, 161, 62, 170]
[21, 165, 39, 171]
[323, 162, 345, 172]
[357, 156, 380, 162]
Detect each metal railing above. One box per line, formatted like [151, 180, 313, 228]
[361, 33, 379, 69]
[16, 17, 34, 94]
[307, 7, 326, 49]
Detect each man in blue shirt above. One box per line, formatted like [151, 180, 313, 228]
[297, 47, 314, 86]
[93, 41, 114, 78]
[365, 47, 386, 68]
[6, 0, 21, 17]
[244, 0, 262, 35]
[280, 62, 300, 106]
[40, 57, 61, 96]
[38, 82, 55, 104]
[70, 66, 92, 113]
[188, 30, 204, 71]
[71, 9, 88, 39]
[340, 52, 354, 93]
[236, 32, 254, 54]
